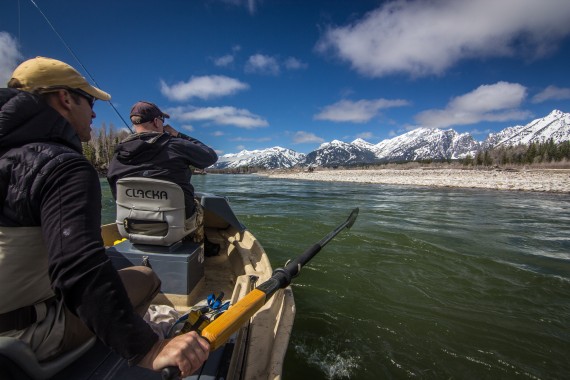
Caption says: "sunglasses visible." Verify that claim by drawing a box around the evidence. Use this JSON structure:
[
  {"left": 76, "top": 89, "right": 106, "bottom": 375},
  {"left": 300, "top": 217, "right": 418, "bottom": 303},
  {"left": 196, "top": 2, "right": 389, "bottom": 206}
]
[{"left": 67, "top": 88, "right": 96, "bottom": 109}]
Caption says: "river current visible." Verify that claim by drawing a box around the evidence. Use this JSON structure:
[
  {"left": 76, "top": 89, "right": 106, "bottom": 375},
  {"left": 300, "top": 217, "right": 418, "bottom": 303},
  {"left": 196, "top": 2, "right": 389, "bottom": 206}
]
[{"left": 100, "top": 174, "right": 570, "bottom": 380}]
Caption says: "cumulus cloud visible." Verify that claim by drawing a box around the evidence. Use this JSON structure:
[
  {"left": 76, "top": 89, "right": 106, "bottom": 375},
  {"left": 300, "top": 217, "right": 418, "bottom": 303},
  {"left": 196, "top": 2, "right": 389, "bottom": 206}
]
[
  {"left": 168, "top": 105, "right": 268, "bottom": 129},
  {"left": 214, "top": 54, "right": 234, "bottom": 67},
  {"left": 231, "top": 136, "right": 271, "bottom": 142},
  {"left": 160, "top": 75, "right": 249, "bottom": 101},
  {"left": 244, "top": 54, "right": 307, "bottom": 74},
  {"left": 293, "top": 131, "right": 325, "bottom": 144},
  {"left": 245, "top": 54, "right": 280, "bottom": 75},
  {"left": 0, "top": 32, "right": 23, "bottom": 85},
  {"left": 356, "top": 132, "right": 373, "bottom": 140},
  {"left": 469, "top": 128, "right": 492, "bottom": 136},
  {"left": 316, "top": 0, "right": 570, "bottom": 77},
  {"left": 314, "top": 98, "right": 409, "bottom": 123},
  {"left": 213, "top": 46, "right": 241, "bottom": 67},
  {"left": 284, "top": 57, "right": 308, "bottom": 70},
  {"left": 214, "top": 0, "right": 260, "bottom": 15},
  {"left": 415, "top": 81, "right": 531, "bottom": 128},
  {"left": 532, "top": 85, "right": 570, "bottom": 103}
]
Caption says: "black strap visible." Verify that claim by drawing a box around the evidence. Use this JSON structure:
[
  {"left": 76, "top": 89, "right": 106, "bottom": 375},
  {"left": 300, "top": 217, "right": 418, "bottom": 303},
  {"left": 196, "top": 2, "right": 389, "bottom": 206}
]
[
  {"left": 0, "top": 305, "right": 37, "bottom": 332},
  {"left": 0, "top": 298, "right": 56, "bottom": 333}
]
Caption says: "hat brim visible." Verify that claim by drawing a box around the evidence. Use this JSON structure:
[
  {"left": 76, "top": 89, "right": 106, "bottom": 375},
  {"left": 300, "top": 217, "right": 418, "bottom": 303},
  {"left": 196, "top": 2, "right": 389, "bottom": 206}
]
[{"left": 77, "top": 84, "right": 111, "bottom": 101}]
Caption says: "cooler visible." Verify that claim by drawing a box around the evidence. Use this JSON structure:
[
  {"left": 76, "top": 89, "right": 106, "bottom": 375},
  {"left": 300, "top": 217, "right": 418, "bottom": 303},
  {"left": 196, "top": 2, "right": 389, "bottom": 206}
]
[{"left": 106, "top": 240, "right": 204, "bottom": 294}]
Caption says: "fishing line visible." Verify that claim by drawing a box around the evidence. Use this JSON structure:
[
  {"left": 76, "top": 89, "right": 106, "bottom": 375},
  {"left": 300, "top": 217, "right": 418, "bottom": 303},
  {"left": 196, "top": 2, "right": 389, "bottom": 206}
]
[{"left": 28, "top": 0, "right": 133, "bottom": 133}]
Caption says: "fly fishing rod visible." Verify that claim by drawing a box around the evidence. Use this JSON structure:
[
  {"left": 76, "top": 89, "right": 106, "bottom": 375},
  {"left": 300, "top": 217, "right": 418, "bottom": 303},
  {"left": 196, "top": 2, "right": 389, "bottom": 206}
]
[
  {"left": 28, "top": 0, "right": 134, "bottom": 133},
  {"left": 162, "top": 207, "right": 359, "bottom": 379}
]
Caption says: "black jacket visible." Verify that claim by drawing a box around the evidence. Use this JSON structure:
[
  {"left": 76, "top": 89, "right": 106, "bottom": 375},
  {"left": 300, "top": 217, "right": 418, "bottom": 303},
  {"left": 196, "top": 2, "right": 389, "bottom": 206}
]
[
  {"left": 107, "top": 131, "right": 217, "bottom": 216},
  {"left": 0, "top": 89, "right": 157, "bottom": 364}
]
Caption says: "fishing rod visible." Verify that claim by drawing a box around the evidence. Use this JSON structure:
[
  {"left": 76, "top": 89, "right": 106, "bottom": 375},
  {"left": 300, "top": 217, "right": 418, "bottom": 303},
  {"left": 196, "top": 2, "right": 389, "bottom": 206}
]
[
  {"left": 162, "top": 207, "right": 359, "bottom": 379},
  {"left": 27, "top": 0, "right": 134, "bottom": 133}
]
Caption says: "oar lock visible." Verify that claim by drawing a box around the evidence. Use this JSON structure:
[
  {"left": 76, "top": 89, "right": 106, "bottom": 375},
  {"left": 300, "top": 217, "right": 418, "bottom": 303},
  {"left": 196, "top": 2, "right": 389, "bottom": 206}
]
[
  {"left": 272, "top": 260, "right": 301, "bottom": 287},
  {"left": 284, "top": 259, "right": 302, "bottom": 278}
]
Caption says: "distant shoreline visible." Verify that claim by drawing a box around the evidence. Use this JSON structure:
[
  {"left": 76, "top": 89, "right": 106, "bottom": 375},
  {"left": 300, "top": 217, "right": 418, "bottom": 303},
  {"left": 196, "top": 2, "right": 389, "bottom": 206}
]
[{"left": 259, "top": 167, "right": 570, "bottom": 193}]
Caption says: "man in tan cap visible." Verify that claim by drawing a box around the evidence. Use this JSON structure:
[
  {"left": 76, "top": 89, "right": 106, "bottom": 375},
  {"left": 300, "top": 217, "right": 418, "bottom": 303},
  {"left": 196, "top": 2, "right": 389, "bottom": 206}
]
[{"left": 0, "top": 57, "right": 209, "bottom": 377}]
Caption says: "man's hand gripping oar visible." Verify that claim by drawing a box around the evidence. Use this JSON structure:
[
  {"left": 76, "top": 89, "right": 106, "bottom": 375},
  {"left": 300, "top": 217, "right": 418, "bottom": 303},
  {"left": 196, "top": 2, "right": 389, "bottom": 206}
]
[{"left": 162, "top": 208, "right": 359, "bottom": 379}]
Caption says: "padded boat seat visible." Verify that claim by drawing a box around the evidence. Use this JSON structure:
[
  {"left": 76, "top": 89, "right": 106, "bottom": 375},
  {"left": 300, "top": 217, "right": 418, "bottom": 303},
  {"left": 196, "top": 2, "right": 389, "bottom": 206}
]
[
  {"left": 0, "top": 336, "right": 96, "bottom": 380},
  {"left": 115, "top": 177, "right": 198, "bottom": 246}
]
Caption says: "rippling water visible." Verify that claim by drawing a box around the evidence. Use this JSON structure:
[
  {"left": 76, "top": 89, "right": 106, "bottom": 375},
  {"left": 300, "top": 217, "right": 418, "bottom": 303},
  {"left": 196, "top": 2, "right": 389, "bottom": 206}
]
[{"left": 100, "top": 174, "right": 570, "bottom": 380}]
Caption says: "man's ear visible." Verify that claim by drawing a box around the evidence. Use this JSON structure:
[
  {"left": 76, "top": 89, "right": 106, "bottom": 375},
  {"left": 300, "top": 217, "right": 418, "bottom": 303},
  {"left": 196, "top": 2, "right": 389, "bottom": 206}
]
[
  {"left": 57, "top": 89, "right": 74, "bottom": 111},
  {"left": 45, "top": 90, "right": 73, "bottom": 119}
]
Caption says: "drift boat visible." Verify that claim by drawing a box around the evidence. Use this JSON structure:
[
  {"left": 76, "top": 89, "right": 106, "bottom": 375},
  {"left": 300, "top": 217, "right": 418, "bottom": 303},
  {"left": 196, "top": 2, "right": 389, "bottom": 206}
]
[{"left": 0, "top": 178, "right": 296, "bottom": 380}]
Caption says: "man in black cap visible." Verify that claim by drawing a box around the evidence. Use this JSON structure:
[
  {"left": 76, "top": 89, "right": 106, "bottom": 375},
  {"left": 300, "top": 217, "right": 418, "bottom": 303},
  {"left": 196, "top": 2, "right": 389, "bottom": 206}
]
[
  {"left": 1, "top": 58, "right": 209, "bottom": 378},
  {"left": 107, "top": 101, "right": 217, "bottom": 224}
]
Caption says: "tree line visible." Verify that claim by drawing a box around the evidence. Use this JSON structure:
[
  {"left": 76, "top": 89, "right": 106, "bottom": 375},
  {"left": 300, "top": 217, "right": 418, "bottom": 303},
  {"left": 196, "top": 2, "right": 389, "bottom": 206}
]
[
  {"left": 83, "top": 123, "right": 129, "bottom": 174},
  {"left": 461, "top": 139, "right": 570, "bottom": 167}
]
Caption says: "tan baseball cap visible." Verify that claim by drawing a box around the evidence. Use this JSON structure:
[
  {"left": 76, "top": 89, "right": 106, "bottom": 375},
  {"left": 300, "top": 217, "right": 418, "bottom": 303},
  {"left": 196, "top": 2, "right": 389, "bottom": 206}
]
[{"left": 10, "top": 56, "right": 111, "bottom": 101}]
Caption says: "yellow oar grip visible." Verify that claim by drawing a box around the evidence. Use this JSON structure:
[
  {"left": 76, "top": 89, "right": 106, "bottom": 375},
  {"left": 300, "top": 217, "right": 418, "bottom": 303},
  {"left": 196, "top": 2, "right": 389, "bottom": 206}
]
[{"left": 201, "top": 288, "right": 267, "bottom": 350}]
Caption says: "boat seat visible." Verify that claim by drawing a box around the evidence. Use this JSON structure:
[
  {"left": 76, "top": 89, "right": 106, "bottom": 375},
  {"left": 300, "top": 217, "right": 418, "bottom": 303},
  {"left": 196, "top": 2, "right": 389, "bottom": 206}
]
[
  {"left": 116, "top": 177, "right": 197, "bottom": 246},
  {"left": 0, "top": 336, "right": 96, "bottom": 380}
]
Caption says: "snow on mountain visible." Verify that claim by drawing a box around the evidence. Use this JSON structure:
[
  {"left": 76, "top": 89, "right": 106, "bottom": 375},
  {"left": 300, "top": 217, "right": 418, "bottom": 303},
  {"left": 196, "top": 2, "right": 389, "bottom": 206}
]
[
  {"left": 373, "top": 128, "right": 479, "bottom": 161},
  {"left": 212, "top": 146, "right": 305, "bottom": 169},
  {"left": 351, "top": 138, "right": 376, "bottom": 150},
  {"left": 210, "top": 110, "right": 570, "bottom": 169},
  {"left": 303, "top": 139, "right": 377, "bottom": 166},
  {"left": 482, "top": 109, "right": 570, "bottom": 149}
]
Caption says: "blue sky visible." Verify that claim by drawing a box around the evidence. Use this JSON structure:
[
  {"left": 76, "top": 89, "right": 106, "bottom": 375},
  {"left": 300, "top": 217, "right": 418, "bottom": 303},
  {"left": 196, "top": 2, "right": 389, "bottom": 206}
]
[{"left": 2, "top": 0, "right": 570, "bottom": 155}]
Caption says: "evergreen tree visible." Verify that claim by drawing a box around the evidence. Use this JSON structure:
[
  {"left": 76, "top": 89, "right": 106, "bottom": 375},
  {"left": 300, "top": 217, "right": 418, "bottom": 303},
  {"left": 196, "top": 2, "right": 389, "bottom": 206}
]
[{"left": 483, "top": 150, "right": 492, "bottom": 166}]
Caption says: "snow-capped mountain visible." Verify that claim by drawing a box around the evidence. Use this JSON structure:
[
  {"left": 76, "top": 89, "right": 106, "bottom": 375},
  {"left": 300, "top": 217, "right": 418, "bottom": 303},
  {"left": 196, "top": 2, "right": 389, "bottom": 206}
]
[
  {"left": 303, "top": 140, "right": 377, "bottom": 167},
  {"left": 371, "top": 127, "right": 479, "bottom": 161},
  {"left": 210, "top": 110, "right": 570, "bottom": 169},
  {"left": 212, "top": 147, "right": 305, "bottom": 169},
  {"left": 482, "top": 110, "right": 570, "bottom": 149}
]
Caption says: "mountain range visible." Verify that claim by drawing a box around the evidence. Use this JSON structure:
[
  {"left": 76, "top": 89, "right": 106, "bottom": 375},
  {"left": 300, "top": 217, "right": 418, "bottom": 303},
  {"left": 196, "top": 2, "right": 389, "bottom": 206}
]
[{"left": 212, "top": 110, "right": 570, "bottom": 170}]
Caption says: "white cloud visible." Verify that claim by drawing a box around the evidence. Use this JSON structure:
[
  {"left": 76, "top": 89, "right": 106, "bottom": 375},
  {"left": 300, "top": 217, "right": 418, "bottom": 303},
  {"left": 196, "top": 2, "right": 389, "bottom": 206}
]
[
  {"left": 168, "top": 105, "right": 268, "bottom": 129},
  {"left": 293, "top": 131, "right": 325, "bottom": 144},
  {"left": 415, "top": 81, "right": 531, "bottom": 128},
  {"left": 532, "top": 85, "right": 570, "bottom": 103},
  {"left": 245, "top": 54, "right": 280, "bottom": 75},
  {"left": 356, "top": 132, "right": 373, "bottom": 140},
  {"left": 180, "top": 124, "right": 194, "bottom": 132},
  {"left": 213, "top": 131, "right": 225, "bottom": 136},
  {"left": 214, "top": 54, "right": 234, "bottom": 67},
  {"left": 314, "top": 98, "right": 409, "bottom": 123},
  {"left": 213, "top": 45, "right": 241, "bottom": 67},
  {"left": 247, "top": 0, "right": 258, "bottom": 15},
  {"left": 316, "top": 0, "right": 570, "bottom": 77},
  {"left": 231, "top": 136, "right": 271, "bottom": 142},
  {"left": 160, "top": 75, "right": 249, "bottom": 101},
  {"left": 214, "top": 0, "right": 260, "bottom": 15},
  {"left": 284, "top": 57, "right": 308, "bottom": 70},
  {"left": 0, "top": 32, "right": 23, "bottom": 85},
  {"left": 469, "top": 128, "right": 492, "bottom": 136}
]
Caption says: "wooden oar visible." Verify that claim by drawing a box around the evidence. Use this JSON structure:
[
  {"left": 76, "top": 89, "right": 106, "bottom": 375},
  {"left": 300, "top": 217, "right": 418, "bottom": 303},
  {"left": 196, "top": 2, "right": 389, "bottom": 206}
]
[{"left": 162, "top": 208, "right": 359, "bottom": 379}]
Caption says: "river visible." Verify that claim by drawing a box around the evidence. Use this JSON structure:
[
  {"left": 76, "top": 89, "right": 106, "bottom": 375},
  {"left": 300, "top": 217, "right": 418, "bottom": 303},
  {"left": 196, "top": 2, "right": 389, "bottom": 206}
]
[{"left": 101, "top": 174, "right": 570, "bottom": 380}]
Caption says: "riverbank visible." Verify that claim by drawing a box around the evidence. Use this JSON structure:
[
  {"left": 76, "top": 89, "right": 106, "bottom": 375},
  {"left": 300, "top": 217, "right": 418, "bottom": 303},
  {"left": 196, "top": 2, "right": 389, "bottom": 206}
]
[{"left": 260, "top": 168, "right": 570, "bottom": 193}]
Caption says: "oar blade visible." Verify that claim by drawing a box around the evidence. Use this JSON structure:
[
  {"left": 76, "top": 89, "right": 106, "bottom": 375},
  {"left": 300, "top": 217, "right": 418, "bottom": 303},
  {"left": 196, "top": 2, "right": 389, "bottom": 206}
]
[
  {"left": 317, "top": 207, "right": 359, "bottom": 247},
  {"left": 346, "top": 207, "right": 359, "bottom": 229}
]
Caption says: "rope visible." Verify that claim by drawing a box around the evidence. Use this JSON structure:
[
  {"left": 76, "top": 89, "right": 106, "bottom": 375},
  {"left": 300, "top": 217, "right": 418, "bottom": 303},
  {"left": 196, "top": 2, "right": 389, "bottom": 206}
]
[{"left": 28, "top": 0, "right": 133, "bottom": 133}]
